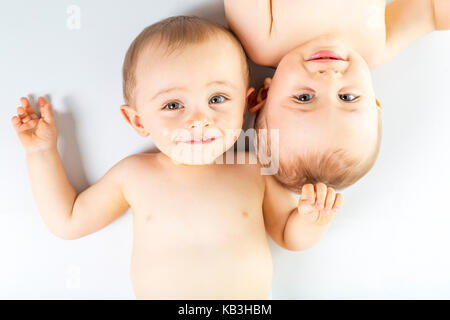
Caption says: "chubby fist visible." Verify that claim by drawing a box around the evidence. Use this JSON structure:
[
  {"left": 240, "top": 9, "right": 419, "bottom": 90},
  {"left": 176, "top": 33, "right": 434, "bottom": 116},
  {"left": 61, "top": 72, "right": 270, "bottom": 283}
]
[
  {"left": 298, "top": 183, "right": 343, "bottom": 226},
  {"left": 11, "top": 97, "right": 57, "bottom": 154}
]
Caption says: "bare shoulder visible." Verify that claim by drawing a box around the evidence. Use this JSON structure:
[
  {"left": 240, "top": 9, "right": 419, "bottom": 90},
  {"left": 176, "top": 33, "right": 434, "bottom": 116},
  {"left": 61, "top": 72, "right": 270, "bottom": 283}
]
[
  {"left": 224, "top": 0, "right": 278, "bottom": 66},
  {"left": 382, "top": 0, "right": 437, "bottom": 65},
  {"left": 112, "top": 152, "right": 161, "bottom": 181},
  {"left": 119, "top": 152, "right": 160, "bottom": 164}
]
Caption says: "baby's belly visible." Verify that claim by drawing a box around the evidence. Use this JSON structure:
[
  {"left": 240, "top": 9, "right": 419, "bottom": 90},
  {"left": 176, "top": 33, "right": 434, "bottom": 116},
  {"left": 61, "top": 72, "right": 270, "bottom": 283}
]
[{"left": 129, "top": 210, "right": 273, "bottom": 299}]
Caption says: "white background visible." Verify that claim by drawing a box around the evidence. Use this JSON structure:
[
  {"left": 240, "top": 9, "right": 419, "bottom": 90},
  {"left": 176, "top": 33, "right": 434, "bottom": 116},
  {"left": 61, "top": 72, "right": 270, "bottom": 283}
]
[{"left": 1, "top": 0, "right": 450, "bottom": 299}]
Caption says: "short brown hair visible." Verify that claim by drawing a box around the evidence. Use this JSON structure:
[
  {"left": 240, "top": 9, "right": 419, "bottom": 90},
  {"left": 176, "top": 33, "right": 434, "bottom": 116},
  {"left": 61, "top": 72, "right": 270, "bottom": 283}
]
[
  {"left": 122, "top": 16, "right": 249, "bottom": 108},
  {"left": 255, "top": 113, "right": 382, "bottom": 192}
]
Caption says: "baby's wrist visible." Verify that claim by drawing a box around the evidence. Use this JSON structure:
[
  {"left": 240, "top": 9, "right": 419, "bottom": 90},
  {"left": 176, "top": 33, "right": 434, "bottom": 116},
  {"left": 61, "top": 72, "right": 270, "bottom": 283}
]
[{"left": 26, "top": 146, "right": 58, "bottom": 157}]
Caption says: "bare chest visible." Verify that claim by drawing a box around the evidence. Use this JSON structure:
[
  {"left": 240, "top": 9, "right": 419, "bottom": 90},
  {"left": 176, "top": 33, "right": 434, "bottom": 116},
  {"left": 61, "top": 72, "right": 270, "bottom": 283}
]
[
  {"left": 272, "top": 0, "right": 387, "bottom": 65},
  {"left": 124, "top": 164, "right": 264, "bottom": 237}
]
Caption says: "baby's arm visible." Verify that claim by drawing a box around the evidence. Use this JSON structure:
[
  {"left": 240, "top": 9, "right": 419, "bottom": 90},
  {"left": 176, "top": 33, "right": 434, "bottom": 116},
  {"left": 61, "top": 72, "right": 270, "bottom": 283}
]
[
  {"left": 224, "top": 0, "right": 276, "bottom": 65},
  {"left": 263, "top": 177, "right": 343, "bottom": 251},
  {"left": 11, "top": 97, "right": 129, "bottom": 240},
  {"left": 382, "top": 0, "right": 450, "bottom": 65}
]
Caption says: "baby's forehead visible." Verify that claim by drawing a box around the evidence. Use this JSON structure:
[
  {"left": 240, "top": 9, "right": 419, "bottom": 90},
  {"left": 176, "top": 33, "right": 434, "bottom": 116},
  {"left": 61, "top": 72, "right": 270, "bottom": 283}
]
[
  {"left": 138, "top": 33, "right": 244, "bottom": 64},
  {"left": 135, "top": 36, "right": 248, "bottom": 84}
]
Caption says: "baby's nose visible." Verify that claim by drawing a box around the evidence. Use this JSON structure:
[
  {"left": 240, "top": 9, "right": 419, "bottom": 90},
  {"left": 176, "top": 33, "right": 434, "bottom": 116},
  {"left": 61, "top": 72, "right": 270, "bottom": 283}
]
[
  {"left": 187, "top": 118, "right": 212, "bottom": 129},
  {"left": 315, "top": 69, "right": 343, "bottom": 80},
  {"left": 305, "top": 60, "right": 348, "bottom": 78}
]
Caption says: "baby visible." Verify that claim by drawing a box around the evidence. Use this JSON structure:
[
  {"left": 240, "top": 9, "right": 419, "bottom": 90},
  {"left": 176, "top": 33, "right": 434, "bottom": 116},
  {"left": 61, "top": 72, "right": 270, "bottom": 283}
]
[
  {"left": 225, "top": 0, "right": 450, "bottom": 192},
  {"left": 11, "top": 16, "right": 343, "bottom": 299}
]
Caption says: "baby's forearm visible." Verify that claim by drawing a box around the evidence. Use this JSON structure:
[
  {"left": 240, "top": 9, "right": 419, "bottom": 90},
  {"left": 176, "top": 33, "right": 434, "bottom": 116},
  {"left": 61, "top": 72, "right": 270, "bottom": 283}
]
[
  {"left": 26, "top": 148, "right": 77, "bottom": 238},
  {"left": 282, "top": 209, "right": 329, "bottom": 251},
  {"left": 434, "top": 0, "right": 450, "bottom": 30}
]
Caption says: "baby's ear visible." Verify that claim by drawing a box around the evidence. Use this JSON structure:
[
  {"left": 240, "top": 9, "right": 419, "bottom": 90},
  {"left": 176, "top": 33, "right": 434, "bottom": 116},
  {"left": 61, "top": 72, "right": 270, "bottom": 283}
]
[
  {"left": 120, "top": 104, "right": 149, "bottom": 137},
  {"left": 248, "top": 77, "right": 271, "bottom": 113},
  {"left": 375, "top": 98, "right": 383, "bottom": 114}
]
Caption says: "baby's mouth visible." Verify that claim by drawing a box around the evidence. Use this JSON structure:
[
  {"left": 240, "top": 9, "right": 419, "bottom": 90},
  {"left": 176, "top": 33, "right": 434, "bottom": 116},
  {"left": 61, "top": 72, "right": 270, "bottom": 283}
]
[
  {"left": 174, "top": 133, "right": 222, "bottom": 144},
  {"left": 172, "top": 127, "right": 224, "bottom": 145},
  {"left": 307, "top": 50, "right": 345, "bottom": 62},
  {"left": 178, "top": 137, "right": 218, "bottom": 144}
]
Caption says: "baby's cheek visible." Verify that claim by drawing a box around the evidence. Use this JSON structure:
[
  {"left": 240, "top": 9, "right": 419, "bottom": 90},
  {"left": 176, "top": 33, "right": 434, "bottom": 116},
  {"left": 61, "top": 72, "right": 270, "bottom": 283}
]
[
  {"left": 220, "top": 108, "right": 245, "bottom": 130},
  {"left": 221, "top": 120, "right": 244, "bottom": 145},
  {"left": 149, "top": 129, "right": 175, "bottom": 153},
  {"left": 366, "top": 5, "right": 383, "bottom": 30},
  {"left": 149, "top": 119, "right": 176, "bottom": 139},
  {"left": 278, "top": 129, "right": 305, "bottom": 155}
]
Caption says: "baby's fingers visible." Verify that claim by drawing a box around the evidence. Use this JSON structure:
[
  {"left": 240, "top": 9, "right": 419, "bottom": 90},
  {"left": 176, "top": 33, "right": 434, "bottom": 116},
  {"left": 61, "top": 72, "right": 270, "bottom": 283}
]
[
  {"left": 20, "top": 97, "right": 38, "bottom": 120},
  {"left": 315, "top": 189, "right": 338, "bottom": 226},
  {"left": 324, "top": 187, "right": 336, "bottom": 212},
  {"left": 298, "top": 184, "right": 316, "bottom": 217},
  {"left": 11, "top": 115, "right": 22, "bottom": 130},
  {"left": 17, "top": 106, "right": 31, "bottom": 123},
  {"left": 300, "top": 184, "right": 315, "bottom": 205},
  {"left": 11, "top": 115, "right": 38, "bottom": 134},
  {"left": 38, "top": 97, "right": 54, "bottom": 124},
  {"left": 315, "top": 183, "right": 327, "bottom": 208},
  {"left": 37, "top": 96, "right": 47, "bottom": 108},
  {"left": 318, "top": 193, "right": 343, "bottom": 225},
  {"left": 333, "top": 193, "right": 344, "bottom": 211}
]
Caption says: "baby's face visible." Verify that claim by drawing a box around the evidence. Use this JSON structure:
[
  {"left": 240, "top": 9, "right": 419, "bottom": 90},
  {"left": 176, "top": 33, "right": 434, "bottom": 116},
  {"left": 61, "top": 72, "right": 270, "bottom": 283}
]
[
  {"left": 134, "top": 37, "right": 248, "bottom": 165},
  {"left": 260, "top": 37, "right": 380, "bottom": 164}
]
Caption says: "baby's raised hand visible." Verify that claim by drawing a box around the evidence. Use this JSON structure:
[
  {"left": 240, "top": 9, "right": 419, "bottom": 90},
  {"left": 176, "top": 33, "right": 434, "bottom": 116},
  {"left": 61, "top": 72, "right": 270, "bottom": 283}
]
[
  {"left": 298, "top": 183, "right": 343, "bottom": 226},
  {"left": 11, "top": 97, "right": 57, "bottom": 154}
]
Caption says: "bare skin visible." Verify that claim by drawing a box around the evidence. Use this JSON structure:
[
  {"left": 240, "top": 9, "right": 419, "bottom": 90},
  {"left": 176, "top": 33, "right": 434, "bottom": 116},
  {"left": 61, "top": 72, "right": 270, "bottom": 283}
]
[
  {"left": 225, "top": 0, "right": 450, "bottom": 194},
  {"left": 11, "top": 34, "right": 343, "bottom": 299},
  {"left": 225, "top": 0, "right": 449, "bottom": 68}
]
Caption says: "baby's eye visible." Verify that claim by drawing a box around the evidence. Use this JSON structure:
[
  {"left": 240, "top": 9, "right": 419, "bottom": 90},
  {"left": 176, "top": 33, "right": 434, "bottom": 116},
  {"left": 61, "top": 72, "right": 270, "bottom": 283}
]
[
  {"left": 163, "top": 101, "right": 183, "bottom": 110},
  {"left": 209, "top": 95, "right": 227, "bottom": 104},
  {"left": 295, "top": 93, "right": 315, "bottom": 103},
  {"left": 339, "top": 93, "right": 359, "bottom": 102}
]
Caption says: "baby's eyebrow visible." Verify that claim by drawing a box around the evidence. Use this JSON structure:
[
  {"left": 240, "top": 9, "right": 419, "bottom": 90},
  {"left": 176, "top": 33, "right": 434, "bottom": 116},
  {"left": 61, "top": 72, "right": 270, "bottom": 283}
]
[
  {"left": 206, "top": 80, "right": 236, "bottom": 89},
  {"left": 151, "top": 81, "right": 236, "bottom": 100},
  {"left": 151, "top": 86, "right": 187, "bottom": 100}
]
